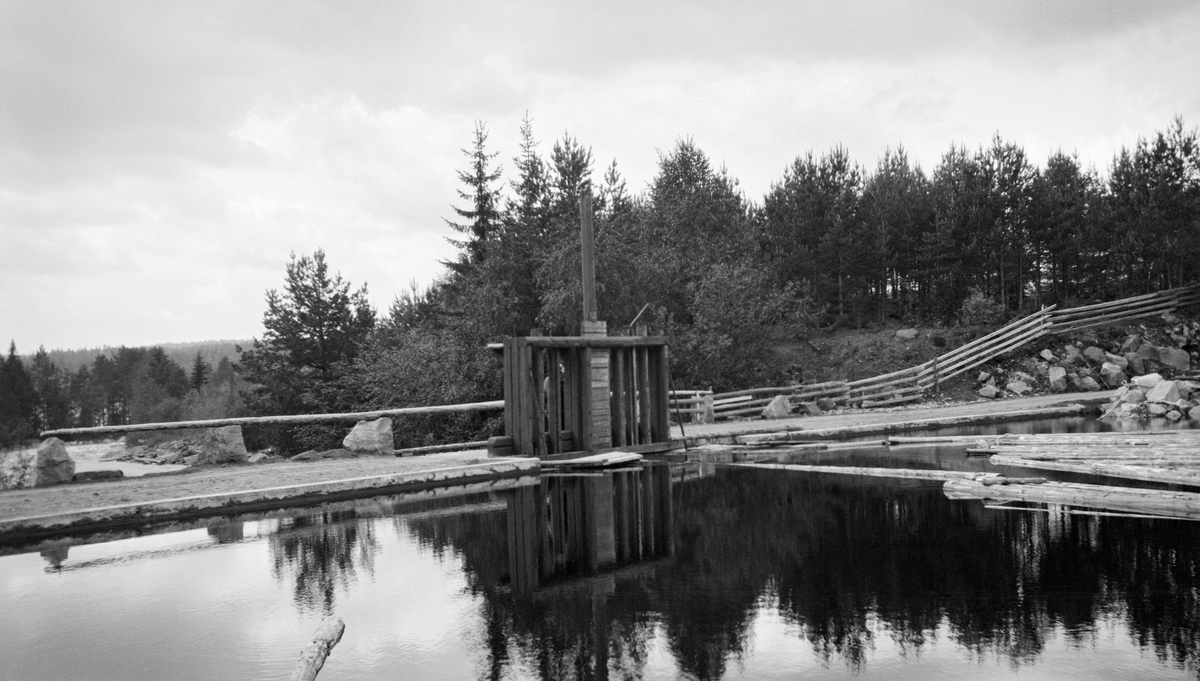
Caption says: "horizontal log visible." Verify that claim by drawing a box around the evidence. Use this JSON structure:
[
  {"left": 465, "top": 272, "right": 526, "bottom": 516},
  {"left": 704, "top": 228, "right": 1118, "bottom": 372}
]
[
  {"left": 735, "top": 405, "right": 1089, "bottom": 444},
  {"left": 394, "top": 440, "right": 488, "bottom": 457},
  {"left": 40, "top": 401, "right": 507, "bottom": 437},
  {"left": 944, "top": 478, "right": 1200, "bottom": 520},
  {"left": 989, "top": 456, "right": 1200, "bottom": 487},
  {"left": 732, "top": 462, "right": 1009, "bottom": 481}
]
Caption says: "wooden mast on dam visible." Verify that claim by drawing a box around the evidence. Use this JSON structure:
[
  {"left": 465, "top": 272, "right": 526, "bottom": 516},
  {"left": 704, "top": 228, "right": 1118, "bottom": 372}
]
[{"left": 489, "top": 190, "right": 674, "bottom": 460}]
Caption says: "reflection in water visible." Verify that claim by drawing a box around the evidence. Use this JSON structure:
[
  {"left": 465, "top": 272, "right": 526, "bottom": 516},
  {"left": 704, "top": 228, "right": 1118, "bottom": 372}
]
[
  {"left": 400, "top": 465, "right": 1200, "bottom": 680},
  {"left": 404, "top": 462, "right": 675, "bottom": 681},
  {"left": 268, "top": 509, "right": 379, "bottom": 614}
]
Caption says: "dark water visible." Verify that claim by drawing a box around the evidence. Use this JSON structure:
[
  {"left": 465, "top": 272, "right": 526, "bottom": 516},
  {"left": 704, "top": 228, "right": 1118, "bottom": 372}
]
[{"left": 4, "top": 451, "right": 1200, "bottom": 678}]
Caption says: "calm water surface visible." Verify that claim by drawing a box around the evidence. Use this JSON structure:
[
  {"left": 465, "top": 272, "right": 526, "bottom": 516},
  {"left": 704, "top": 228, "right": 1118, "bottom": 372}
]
[{"left": 4, "top": 432, "right": 1200, "bottom": 679}]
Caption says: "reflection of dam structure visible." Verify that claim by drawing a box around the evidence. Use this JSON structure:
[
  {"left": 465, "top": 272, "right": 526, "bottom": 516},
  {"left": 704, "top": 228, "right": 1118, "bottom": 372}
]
[{"left": 507, "top": 462, "right": 674, "bottom": 594}]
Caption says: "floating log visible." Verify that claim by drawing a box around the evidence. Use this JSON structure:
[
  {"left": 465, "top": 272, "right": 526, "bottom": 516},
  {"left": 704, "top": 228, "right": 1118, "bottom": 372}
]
[
  {"left": 289, "top": 616, "right": 345, "bottom": 681},
  {"left": 989, "top": 455, "right": 1200, "bottom": 487},
  {"left": 735, "top": 405, "right": 1089, "bottom": 445},
  {"left": 731, "top": 462, "right": 1012, "bottom": 482},
  {"left": 945, "top": 478, "right": 1200, "bottom": 520},
  {"left": 41, "top": 401, "right": 505, "bottom": 437},
  {"left": 541, "top": 451, "right": 644, "bottom": 469}
]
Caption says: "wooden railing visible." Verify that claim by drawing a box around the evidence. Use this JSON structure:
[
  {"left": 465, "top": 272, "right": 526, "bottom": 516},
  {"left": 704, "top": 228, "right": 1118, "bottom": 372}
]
[
  {"left": 668, "top": 390, "right": 714, "bottom": 424},
  {"left": 704, "top": 283, "right": 1200, "bottom": 420}
]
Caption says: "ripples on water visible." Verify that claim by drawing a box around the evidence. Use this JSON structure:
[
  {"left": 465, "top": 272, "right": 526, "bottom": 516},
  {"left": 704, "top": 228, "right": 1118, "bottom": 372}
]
[{"left": 3, "top": 429, "right": 1200, "bottom": 679}]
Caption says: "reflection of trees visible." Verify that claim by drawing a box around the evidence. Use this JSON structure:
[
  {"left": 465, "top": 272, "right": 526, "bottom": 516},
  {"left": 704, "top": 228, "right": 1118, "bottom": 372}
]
[
  {"left": 395, "top": 470, "right": 1200, "bottom": 679},
  {"left": 269, "top": 510, "right": 378, "bottom": 614}
]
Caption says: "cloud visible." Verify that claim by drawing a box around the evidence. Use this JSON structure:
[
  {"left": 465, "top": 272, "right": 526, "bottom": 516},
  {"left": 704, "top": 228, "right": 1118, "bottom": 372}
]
[{"left": 1, "top": 0, "right": 1198, "bottom": 349}]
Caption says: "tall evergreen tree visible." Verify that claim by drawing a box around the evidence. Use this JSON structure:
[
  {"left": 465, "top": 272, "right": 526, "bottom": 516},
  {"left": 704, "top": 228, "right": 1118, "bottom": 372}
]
[
  {"left": 445, "top": 121, "right": 504, "bottom": 267},
  {"left": 238, "top": 250, "right": 376, "bottom": 425},
  {"left": 0, "top": 342, "right": 38, "bottom": 445},
  {"left": 190, "top": 351, "right": 211, "bottom": 392}
]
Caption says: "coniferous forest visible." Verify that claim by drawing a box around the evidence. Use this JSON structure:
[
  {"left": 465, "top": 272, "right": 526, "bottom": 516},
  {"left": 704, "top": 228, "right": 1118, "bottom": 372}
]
[{"left": 2, "top": 117, "right": 1198, "bottom": 452}]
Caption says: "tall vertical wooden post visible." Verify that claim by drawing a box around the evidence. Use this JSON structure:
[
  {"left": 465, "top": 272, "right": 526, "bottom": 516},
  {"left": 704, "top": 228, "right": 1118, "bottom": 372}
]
[
  {"left": 580, "top": 190, "right": 612, "bottom": 450},
  {"left": 581, "top": 190, "right": 597, "bottom": 322}
]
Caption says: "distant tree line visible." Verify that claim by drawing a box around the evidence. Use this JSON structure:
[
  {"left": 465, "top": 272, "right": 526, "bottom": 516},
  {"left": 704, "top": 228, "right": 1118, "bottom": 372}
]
[{"left": 0, "top": 342, "right": 243, "bottom": 448}]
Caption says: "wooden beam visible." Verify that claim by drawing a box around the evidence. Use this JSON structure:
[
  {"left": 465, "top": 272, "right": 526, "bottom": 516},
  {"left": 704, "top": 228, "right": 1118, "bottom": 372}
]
[
  {"left": 581, "top": 190, "right": 597, "bottom": 323},
  {"left": 41, "top": 401, "right": 504, "bottom": 437}
]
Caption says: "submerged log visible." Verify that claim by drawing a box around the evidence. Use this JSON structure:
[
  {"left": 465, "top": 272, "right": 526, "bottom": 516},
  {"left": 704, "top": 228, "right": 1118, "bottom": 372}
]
[{"left": 289, "top": 616, "right": 345, "bottom": 681}]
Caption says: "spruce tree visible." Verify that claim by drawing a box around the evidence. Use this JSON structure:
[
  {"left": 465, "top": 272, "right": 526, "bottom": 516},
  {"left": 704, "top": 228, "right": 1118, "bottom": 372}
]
[
  {"left": 445, "top": 121, "right": 504, "bottom": 267},
  {"left": 190, "top": 352, "right": 211, "bottom": 392}
]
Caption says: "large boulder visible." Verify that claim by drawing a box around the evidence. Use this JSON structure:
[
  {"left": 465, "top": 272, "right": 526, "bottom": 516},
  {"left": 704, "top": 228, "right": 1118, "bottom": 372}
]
[
  {"left": 978, "top": 385, "right": 999, "bottom": 399},
  {"left": 1039, "top": 349, "right": 1056, "bottom": 362},
  {"left": 1079, "top": 376, "right": 1102, "bottom": 392},
  {"left": 815, "top": 397, "right": 839, "bottom": 411},
  {"left": 1006, "top": 381, "right": 1031, "bottom": 395},
  {"left": 1120, "top": 335, "right": 1143, "bottom": 354},
  {"left": 1100, "top": 362, "right": 1127, "bottom": 388},
  {"left": 1048, "top": 366, "right": 1068, "bottom": 392},
  {"left": 0, "top": 438, "right": 75, "bottom": 490},
  {"left": 1124, "top": 353, "right": 1145, "bottom": 376},
  {"left": 1062, "top": 345, "right": 1083, "bottom": 364},
  {"left": 1082, "top": 346, "right": 1108, "bottom": 365},
  {"left": 1190, "top": 405, "right": 1200, "bottom": 422},
  {"left": 895, "top": 328, "right": 919, "bottom": 340},
  {"left": 1135, "top": 343, "right": 1161, "bottom": 364},
  {"left": 1132, "top": 373, "right": 1163, "bottom": 390},
  {"left": 1105, "top": 353, "right": 1128, "bottom": 371},
  {"left": 1158, "top": 347, "right": 1192, "bottom": 372},
  {"left": 1145, "top": 380, "right": 1182, "bottom": 404},
  {"left": 343, "top": 418, "right": 395, "bottom": 453}
]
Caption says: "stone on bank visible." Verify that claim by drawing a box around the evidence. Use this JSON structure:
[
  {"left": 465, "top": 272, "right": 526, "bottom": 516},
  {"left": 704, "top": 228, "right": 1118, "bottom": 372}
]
[{"left": 0, "top": 437, "right": 75, "bottom": 490}]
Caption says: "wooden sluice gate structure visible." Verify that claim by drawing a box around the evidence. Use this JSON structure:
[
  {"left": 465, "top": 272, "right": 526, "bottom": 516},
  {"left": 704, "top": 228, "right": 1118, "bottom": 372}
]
[
  {"left": 505, "top": 462, "right": 674, "bottom": 594},
  {"left": 495, "top": 333, "right": 673, "bottom": 459}
]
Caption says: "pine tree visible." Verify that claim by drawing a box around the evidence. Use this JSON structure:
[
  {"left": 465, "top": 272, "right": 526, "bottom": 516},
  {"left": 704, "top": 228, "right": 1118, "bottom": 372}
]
[
  {"left": 190, "top": 351, "right": 211, "bottom": 392},
  {"left": 0, "top": 341, "right": 38, "bottom": 446},
  {"left": 445, "top": 121, "right": 504, "bottom": 267}
]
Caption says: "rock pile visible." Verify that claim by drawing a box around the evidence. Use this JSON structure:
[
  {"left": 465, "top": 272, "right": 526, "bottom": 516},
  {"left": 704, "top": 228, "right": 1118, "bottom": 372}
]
[
  {"left": 1102, "top": 374, "right": 1200, "bottom": 423},
  {"left": 121, "top": 426, "right": 249, "bottom": 466},
  {"left": 975, "top": 318, "right": 1197, "bottom": 402}
]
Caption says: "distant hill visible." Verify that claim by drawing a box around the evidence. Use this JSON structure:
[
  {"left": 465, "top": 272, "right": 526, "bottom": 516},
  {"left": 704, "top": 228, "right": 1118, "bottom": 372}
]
[{"left": 36, "top": 340, "right": 251, "bottom": 373}]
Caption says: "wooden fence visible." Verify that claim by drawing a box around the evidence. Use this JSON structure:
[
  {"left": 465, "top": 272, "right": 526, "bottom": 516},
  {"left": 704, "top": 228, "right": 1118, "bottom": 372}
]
[{"left": 701, "top": 283, "right": 1200, "bottom": 421}]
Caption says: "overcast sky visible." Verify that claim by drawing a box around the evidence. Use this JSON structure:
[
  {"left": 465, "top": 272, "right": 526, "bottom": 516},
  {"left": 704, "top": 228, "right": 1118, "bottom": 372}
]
[{"left": 3, "top": 0, "right": 1198, "bottom": 352}]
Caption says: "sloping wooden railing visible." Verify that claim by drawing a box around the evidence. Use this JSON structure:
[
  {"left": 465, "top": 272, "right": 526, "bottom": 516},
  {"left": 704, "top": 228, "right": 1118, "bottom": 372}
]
[{"left": 698, "top": 283, "right": 1200, "bottom": 420}]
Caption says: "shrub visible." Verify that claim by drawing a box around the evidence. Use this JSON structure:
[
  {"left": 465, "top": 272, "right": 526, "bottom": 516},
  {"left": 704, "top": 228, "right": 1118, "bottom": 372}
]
[{"left": 957, "top": 287, "right": 1007, "bottom": 327}]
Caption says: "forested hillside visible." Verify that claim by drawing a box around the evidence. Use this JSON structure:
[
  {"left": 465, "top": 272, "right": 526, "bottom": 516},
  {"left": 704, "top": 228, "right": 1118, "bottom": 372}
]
[{"left": 3, "top": 117, "right": 1197, "bottom": 452}]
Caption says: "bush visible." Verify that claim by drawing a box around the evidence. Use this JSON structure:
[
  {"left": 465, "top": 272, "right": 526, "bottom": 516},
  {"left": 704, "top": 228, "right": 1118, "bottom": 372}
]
[{"left": 957, "top": 287, "right": 1007, "bottom": 327}]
